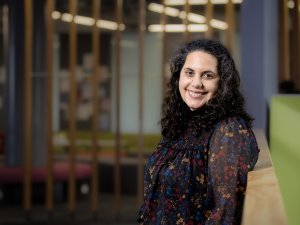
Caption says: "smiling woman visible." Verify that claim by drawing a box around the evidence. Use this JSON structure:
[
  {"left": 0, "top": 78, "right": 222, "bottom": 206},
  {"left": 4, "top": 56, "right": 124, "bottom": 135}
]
[{"left": 137, "top": 39, "right": 260, "bottom": 225}]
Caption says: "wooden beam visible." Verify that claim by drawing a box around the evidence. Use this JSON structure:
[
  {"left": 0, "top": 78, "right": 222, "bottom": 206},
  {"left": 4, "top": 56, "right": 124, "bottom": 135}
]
[
  {"left": 46, "top": 0, "right": 54, "bottom": 212},
  {"left": 114, "top": 0, "right": 122, "bottom": 215},
  {"left": 23, "top": 0, "right": 33, "bottom": 212},
  {"left": 242, "top": 130, "right": 288, "bottom": 225},
  {"left": 225, "top": 0, "right": 235, "bottom": 54},
  {"left": 242, "top": 167, "right": 288, "bottom": 225},
  {"left": 278, "top": 0, "right": 291, "bottom": 82},
  {"left": 91, "top": 0, "right": 100, "bottom": 214},
  {"left": 137, "top": 0, "right": 145, "bottom": 206},
  {"left": 183, "top": 0, "right": 190, "bottom": 43},
  {"left": 204, "top": 0, "right": 213, "bottom": 39},
  {"left": 161, "top": 0, "right": 167, "bottom": 97},
  {"left": 292, "top": 0, "right": 300, "bottom": 89},
  {"left": 68, "top": 0, "right": 77, "bottom": 214}
]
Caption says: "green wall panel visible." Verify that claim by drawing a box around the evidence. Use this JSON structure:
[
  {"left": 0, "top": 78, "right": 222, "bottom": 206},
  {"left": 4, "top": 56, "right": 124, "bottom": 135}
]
[{"left": 270, "top": 95, "right": 300, "bottom": 225}]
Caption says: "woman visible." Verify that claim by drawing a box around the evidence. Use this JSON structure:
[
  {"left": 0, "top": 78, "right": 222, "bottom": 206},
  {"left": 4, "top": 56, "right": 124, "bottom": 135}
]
[{"left": 137, "top": 39, "right": 259, "bottom": 225}]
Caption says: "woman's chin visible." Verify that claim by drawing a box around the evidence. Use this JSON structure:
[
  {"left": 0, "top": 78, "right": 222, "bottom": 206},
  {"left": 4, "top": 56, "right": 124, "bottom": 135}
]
[{"left": 188, "top": 103, "right": 204, "bottom": 111}]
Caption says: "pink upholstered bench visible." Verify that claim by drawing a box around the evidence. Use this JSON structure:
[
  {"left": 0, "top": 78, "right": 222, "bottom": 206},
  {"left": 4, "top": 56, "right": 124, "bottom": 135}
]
[{"left": 0, "top": 161, "right": 92, "bottom": 184}]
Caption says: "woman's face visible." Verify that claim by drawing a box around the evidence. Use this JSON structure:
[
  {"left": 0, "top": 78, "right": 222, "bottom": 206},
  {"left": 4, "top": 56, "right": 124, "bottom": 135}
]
[{"left": 179, "top": 51, "right": 220, "bottom": 111}]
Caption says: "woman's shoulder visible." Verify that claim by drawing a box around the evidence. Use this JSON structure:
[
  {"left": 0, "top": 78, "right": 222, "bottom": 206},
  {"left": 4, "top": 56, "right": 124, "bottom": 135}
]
[
  {"left": 210, "top": 116, "right": 259, "bottom": 154},
  {"left": 213, "top": 116, "right": 252, "bottom": 134}
]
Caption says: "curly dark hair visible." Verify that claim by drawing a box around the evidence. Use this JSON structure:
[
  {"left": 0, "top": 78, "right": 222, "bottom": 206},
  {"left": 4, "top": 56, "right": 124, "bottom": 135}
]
[{"left": 160, "top": 39, "right": 253, "bottom": 139}]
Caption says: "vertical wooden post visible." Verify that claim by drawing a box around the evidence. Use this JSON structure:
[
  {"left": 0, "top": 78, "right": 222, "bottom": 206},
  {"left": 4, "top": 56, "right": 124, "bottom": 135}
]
[
  {"left": 23, "top": 0, "right": 33, "bottom": 214},
  {"left": 46, "top": 0, "right": 54, "bottom": 213},
  {"left": 161, "top": 0, "right": 167, "bottom": 97},
  {"left": 91, "top": 0, "right": 100, "bottom": 215},
  {"left": 2, "top": 5, "right": 8, "bottom": 68},
  {"left": 183, "top": 0, "right": 190, "bottom": 43},
  {"left": 205, "top": 0, "right": 213, "bottom": 39},
  {"left": 226, "top": 0, "right": 235, "bottom": 54},
  {"left": 292, "top": 0, "right": 300, "bottom": 89},
  {"left": 137, "top": 0, "right": 145, "bottom": 206},
  {"left": 278, "top": 0, "right": 290, "bottom": 83},
  {"left": 114, "top": 0, "right": 122, "bottom": 216},
  {"left": 68, "top": 0, "right": 77, "bottom": 215}
]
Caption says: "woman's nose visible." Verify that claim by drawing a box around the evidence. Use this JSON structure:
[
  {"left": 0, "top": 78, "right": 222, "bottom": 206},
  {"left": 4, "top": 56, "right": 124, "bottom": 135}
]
[{"left": 191, "top": 76, "right": 203, "bottom": 88}]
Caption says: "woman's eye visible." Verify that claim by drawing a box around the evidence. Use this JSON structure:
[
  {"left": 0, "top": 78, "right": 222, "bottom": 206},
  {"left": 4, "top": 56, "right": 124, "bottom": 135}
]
[
  {"left": 185, "top": 71, "right": 193, "bottom": 76},
  {"left": 202, "top": 73, "right": 214, "bottom": 79}
]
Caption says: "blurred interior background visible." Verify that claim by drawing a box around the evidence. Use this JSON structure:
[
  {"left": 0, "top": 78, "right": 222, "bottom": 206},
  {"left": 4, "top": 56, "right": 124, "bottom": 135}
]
[{"left": 0, "top": 0, "right": 299, "bottom": 224}]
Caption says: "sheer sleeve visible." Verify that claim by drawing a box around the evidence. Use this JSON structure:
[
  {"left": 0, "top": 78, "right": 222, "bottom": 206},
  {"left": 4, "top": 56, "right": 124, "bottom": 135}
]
[{"left": 205, "top": 118, "right": 259, "bottom": 225}]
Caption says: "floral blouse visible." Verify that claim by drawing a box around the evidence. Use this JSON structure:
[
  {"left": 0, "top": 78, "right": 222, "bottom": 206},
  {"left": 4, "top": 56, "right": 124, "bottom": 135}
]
[{"left": 137, "top": 117, "right": 259, "bottom": 225}]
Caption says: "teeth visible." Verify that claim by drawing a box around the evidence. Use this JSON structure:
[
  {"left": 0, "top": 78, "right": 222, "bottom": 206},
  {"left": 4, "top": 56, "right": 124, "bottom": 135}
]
[{"left": 188, "top": 91, "right": 203, "bottom": 97}]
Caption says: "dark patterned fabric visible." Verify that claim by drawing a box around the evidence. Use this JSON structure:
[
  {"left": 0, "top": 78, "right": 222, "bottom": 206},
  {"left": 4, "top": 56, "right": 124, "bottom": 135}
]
[{"left": 138, "top": 117, "right": 259, "bottom": 225}]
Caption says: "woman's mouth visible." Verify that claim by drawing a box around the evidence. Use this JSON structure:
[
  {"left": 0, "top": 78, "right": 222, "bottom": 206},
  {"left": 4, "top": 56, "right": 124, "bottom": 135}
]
[{"left": 188, "top": 90, "right": 207, "bottom": 97}]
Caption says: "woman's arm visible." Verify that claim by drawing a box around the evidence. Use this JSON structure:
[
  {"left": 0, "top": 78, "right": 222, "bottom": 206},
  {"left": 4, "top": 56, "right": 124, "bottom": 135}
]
[{"left": 205, "top": 118, "right": 259, "bottom": 225}]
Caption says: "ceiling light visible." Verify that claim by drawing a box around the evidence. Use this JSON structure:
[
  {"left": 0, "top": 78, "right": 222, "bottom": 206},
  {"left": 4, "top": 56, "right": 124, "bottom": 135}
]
[
  {"left": 97, "top": 20, "right": 118, "bottom": 30},
  {"left": 179, "top": 12, "right": 206, "bottom": 23},
  {"left": 61, "top": 13, "right": 73, "bottom": 22},
  {"left": 165, "top": 0, "right": 207, "bottom": 5},
  {"left": 165, "top": 7, "right": 181, "bottom": 17},
  {"left": 74, "top": 15, "right": 95, "bottom": 26},
  {"left": 148, "top": 24, "right": 164, "bottom": 32},
  {"left": 148, "top": 3, "right": 180, "bottom": 17},
  {"left": 96, "top": 20, "right": 125, "bottom": 31},
  {"left": 211, "top": 0, "right": 229, "bottom": 4},
  {"left": 287, "top": 0, "right": 294, "bottom": 8},
  {"left": 149, "top": 3, "right": 207, "bottom": 24},
  {"left": 148, "top": 3, "right": 164, "bottom": 13},
  {"left": 165, "top": 0, "right": 243, "bottom": 5},
  {"left": 52, "top": 11, "right": 61, "bottom": 20},
  {"left": 148, "top": 24, "right": 208, "bottom": 32},
  {"left": 210, "top": 19, "right": 228, "bottom": 30},
  {"left": 188, "top": 24, "right": 208, "bottom": 32},
  {"left": 179, "top": 11, "right": 187, "bottom": 19},
  {"left": 187, "top": 13, "right": 206, "bottom": 23},
  {"left": 165, "top": 24, "right": 186, "bottom": 32},
  {"left": 148, "top": 24, "right": 186, "bottom": 32},
  {"left": 54, "top": 10, "right": 125, "bottom": 31}
]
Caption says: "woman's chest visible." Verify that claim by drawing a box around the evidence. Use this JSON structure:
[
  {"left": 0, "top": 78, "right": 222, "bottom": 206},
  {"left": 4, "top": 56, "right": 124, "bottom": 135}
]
[{"left": 147, "top": 132, "right": 211, "bottom": 190}]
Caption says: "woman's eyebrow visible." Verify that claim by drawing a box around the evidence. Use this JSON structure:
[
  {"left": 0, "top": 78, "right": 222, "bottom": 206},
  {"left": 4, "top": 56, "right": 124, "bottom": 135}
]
[
  {"left": 183, "top": 67, "right": 194, "bottom": 71},
  {"left": 201, "top": 70, "right": 215, "bottom": 74}
]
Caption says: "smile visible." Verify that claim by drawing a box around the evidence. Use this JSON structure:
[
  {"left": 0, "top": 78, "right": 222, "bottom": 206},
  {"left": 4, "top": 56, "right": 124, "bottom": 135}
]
[{"left": 188, "top": 90, "right": 207, "bottom": 97}]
